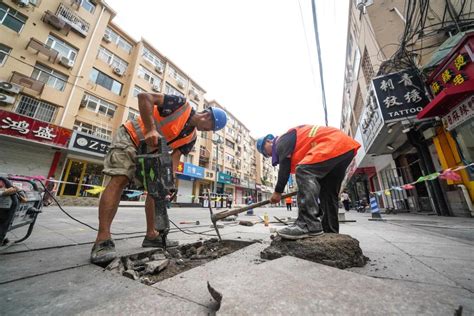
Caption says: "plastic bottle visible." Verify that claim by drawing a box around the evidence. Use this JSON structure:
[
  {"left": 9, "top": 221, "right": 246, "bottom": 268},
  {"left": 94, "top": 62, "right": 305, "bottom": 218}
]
[{"left": 263, "top": 212, "right": 269, "bottom": 227}]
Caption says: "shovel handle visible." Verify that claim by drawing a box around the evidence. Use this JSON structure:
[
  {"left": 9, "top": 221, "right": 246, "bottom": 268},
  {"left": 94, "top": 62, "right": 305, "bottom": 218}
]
[{"left": 211, "top": 191, "right": 297, "bottom": 222}]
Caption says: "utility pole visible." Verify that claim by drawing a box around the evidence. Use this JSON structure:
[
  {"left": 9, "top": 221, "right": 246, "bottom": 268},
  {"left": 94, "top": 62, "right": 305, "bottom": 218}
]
[
  {"left": 213, "top": 137, "right": 222, "bottom": 194},
  {"left": 311, "top": 0, "right": 328, "bottom": 126}
]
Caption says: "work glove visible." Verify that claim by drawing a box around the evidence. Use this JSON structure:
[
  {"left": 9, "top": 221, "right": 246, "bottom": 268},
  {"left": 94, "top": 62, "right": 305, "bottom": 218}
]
[{"left": 167, "top": 188, "right": 178, "bottom": 201}]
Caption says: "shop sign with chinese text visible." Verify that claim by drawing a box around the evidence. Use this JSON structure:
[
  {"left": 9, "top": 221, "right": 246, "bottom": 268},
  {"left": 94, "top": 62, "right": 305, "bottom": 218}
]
[
  {"left": 442, "top": 95, "right": 474, "bottom": 131},
  {"left": 429, "top": 37, "right": 473, "bottom": 96},
  {"left": 69, "top": 131, "right": 110, "bottom": 157},
  {"left": 183, "top": 163, "right": 204, "bottom": 179},
  {"left": 372, "top": 69, "right": 430, "bottom": 122},
  {"left": 217, "top": 172, "right": 232, "bottom": 184},
  {"left": 0, "top": 110, "right": 71, "bottom": 147},
  {"left": 360, "top": 87, "right": 384, "bottom": 150}
]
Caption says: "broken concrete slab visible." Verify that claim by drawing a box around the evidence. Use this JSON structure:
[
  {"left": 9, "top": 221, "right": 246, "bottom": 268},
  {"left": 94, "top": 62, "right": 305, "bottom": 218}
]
[
  {"left": 216, "top": 256, "right": 472, "bottom": 315},
  {"left": 144, "top": 259, "right": 169, "bottom": 274},
  {"left": 261, "top": 233, "right": 368, "bottom": 269}
]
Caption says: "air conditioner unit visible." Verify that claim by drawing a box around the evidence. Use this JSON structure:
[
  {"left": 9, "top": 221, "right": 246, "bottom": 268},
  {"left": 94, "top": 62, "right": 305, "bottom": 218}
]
[
  {"left": 152, "top": 85, "right": 160, "bottom": 92},
  {"left": 14, "top": 0, "right": 30, "bottom": 7},
  {"left": 113, "top": 67, "right": 124, "bottom": 76},
  {"left": 59, "top": 56, "right": 74, "bottom": 69},
  {"left": 177, "top": 81, "right": 185, "bottom": 89},
  {"left": 0, "top": 93, "right": 16, "bottom": 105},
  {"left": 102, "top": 33, "right": 112, "bottom": 43},
  {"left": 155, "top": 65, "right": 163, "bottom": 74},
  {"left": 0, "top": 81, "right": 21, "bottom": 94},
  {"left": 356, "top": 0, "right": 373, "bottom": 13},
  {"left": 193, "top": 94, "right": 200, "bottom": 101}
]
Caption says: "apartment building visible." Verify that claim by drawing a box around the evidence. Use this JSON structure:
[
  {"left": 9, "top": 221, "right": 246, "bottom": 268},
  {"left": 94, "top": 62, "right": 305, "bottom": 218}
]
[
  {"left": 0, "top": 0, "right": 271, "bottom": 204},
  {"left": 341, "top": 0, "right": 474, "bottom": 216}
]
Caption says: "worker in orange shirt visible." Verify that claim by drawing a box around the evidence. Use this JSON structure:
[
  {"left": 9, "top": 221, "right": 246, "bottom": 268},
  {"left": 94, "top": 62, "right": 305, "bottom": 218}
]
[
  {"left": 256, "top": 125, "right": 360, "bottom": 239},
  {"left": 285, "top": 196, "right": 293, "bottom": 211}
]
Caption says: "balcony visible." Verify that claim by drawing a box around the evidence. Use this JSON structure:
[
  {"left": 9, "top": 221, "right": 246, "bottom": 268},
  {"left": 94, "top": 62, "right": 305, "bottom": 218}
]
[
  {"left": 43, "top": 10, "right": 71, "bottom": 34},
  {"left": 26, "top": 38, "right": 59, "bottom": 62},
  {"left": 56, "top": 3, "right": 90, "bottom": 37},
  {"left": 11, "top": 72, "right": 45, "bottom": 94},
  {"left": 199, "top": 148, "right": 210, "bottom": 161}
]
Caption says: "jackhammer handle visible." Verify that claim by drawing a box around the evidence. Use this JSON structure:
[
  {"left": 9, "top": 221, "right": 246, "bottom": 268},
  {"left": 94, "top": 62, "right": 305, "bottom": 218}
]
[{"left": 211, "top": 191, "right": 297, "bottom": 222}]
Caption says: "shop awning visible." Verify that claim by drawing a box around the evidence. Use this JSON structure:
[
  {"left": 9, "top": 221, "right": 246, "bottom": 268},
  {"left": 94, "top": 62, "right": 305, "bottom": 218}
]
[{"left": 417, "top": 80, "right": 474, "bottom": 119}]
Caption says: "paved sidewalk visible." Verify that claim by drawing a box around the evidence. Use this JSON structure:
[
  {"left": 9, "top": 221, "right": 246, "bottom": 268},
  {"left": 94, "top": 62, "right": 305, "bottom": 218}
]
[{"left": 1, "top": 206, "right": 473, "bottom": 314}]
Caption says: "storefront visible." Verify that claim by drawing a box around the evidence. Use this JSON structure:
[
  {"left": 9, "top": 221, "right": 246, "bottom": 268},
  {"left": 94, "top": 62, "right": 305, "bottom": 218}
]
[
  {"left": 59, "top": 131, "right": 110, "bottom": 197},
  {"left": 417, "top": 32, "right": 474, "bottom": 216},
  {"left": 217, "top": 172, "right": 231, "bottom": 194},
  {"left": 175, "top": 162, "right": 205, "bottom": 204},
  {"left": 0, "top": 109, "right": 71, "bottom": 178},
  {"left": 195, "top": 168, "right": 214, "bottom": 205}
]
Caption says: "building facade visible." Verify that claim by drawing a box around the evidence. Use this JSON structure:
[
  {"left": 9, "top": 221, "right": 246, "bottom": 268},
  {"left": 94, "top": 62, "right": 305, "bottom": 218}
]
[
  {"left": 0, "top": 0, "right": 275, "bottom": 205},
  {"left": 341, "top": 0, "right": 474, "bottom": 217}
]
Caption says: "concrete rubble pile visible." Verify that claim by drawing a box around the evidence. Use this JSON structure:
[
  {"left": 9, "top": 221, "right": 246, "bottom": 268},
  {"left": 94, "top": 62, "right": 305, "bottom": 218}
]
[{"left": 105, "top": 238, "right": 248, "bottom": 285}]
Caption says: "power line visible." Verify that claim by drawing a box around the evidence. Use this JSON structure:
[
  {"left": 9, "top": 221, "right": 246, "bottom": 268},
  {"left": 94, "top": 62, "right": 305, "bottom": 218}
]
[{"left": 311, "top": 0, "right": 328, "bottom": 126}]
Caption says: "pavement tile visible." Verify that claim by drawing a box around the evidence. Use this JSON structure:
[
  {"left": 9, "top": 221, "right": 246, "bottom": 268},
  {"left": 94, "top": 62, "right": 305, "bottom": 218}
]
[
  {"left": 0, "top": 265, "right": 209, "bottom": 315},
  {"left": 415, "top": 256, "right": 474, "bottom": 292},
  {"left": 216, "top": 256, "right": 470, "bottom": 315},
  {"left": 348, "top": 251, "right": 458, "bottom": 287}
]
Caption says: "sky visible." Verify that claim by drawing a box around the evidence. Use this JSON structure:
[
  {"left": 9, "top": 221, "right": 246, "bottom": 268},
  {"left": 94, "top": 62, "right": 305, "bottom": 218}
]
[{"left": 105, "top": 0, "right": 350, "bottom": 137}]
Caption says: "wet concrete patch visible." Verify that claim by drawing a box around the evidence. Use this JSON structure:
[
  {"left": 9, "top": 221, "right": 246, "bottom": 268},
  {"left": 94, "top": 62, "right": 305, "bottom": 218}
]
[
  {"left": 103, "top": 238, "right": 253, "bottom": 285},
  {"left": 261, "top": 233, "right": 368, "bottom": 269}
]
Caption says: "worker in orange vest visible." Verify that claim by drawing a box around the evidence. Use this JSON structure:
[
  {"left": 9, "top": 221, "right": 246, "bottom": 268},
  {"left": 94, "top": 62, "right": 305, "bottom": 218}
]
[
  {"left": 285, "top": 196, "right": 293, "bottom": 211},
  {"left": 91, "top": 93, "right": 227, "bottom": 264},
  {"left": 256, "top": 125, "right": 360, "bottom": 239}
]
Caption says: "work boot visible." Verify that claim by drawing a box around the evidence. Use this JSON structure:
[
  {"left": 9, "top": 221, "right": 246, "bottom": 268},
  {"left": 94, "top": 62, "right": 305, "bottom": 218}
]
[
  {"left": 142, "top": 235, "right": 179, "bottom": 248},
  {"left": 277, "top": 223, "right": 323, "bottom": 240},
  {"left": 90, "top": 239, "right": 117, "bottom": 264}
]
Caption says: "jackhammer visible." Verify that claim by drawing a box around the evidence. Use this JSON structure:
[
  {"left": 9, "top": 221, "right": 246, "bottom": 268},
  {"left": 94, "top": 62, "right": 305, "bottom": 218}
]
[{"left": 135, "top": 140, "right": 175, "bottom": 249}]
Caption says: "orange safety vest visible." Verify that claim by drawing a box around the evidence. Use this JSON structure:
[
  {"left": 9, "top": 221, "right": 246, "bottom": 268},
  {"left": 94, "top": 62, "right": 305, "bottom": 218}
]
[
  {"left": 288, "top": 125, "right": 360, "bottom": 174},
  {"left": 124, "top": 102, "right": 197, "bottom": 150},
  {"left": 285, "top": 197, "right": 292, "bottom": 204}
]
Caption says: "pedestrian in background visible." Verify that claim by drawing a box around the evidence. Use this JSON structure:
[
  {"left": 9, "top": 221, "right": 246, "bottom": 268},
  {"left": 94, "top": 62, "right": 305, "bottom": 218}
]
[
  {"left": 341, "top": 190, "right": 351, "bottom": 211},
  {"left": 285, "top": 196, "right": 292, "bottom": 211},
  {"left": 226, "top": 194, "right": 233, "bottom": 208}
]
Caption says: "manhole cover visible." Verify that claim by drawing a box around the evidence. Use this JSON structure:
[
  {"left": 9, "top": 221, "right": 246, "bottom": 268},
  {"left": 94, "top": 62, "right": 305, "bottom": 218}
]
[{"left": 100, "top": 238, "right": 253, "bottom": 285}]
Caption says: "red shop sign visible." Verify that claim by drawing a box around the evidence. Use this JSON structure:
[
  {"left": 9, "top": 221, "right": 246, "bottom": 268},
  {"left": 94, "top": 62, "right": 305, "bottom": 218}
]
[{"left": 0, "top": 110, "right": 72, "bottom": 147}]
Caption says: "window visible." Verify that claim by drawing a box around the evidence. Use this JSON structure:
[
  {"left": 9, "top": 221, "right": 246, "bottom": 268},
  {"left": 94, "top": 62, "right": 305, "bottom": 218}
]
[
  {"left": 16, "top": 95, "right": 57, "bottom": 122},
  {"left": 0, "top": 43, "right": 11, "bottom": 66},
  {"left": 168, "top": 66, "right": 187, "bottom": 86},
  {"left": 0, "top": 3, "right": 27, "bottom": 33},
  {"left": 46, "top": 35, "right": 78, "bottom": 61},
  {"left": 133, "top": 85, "right": 146, "bottom": 97},
  {"left": 104, "top": 27, "right": 132, "bottom": 54},
  {"left": 142, "top": 47, "right": 164, "bottom": 70},
  {"left": 89, "top": 68, "right": 122, "bottom": 95},
  {"left": 165, "top": 83, "right": 184, "bottom": 97},
  {"left": 226, "top": 139, "right": 235, "bottom": 150},
  {"left": 82, "top": 93, "right": 117, "bottom": 118},
  {"left": 97, "top": 46, "right": 128, "bottom": 72},
  {"left": 137, "top": 65, "right": 161, "bottom": 87},
  {"left": 183, "top": 155, "right": 193, "bottom": 163},
  {"left": 81, "top": 0, "right": 96, "bottom": 13},
  {"left": 31, "top": 63, "right": 68, "bottom": 91},
  {"left": 225, "top": 153, "right": 234, "bottom": 163},
  {"left": 352, "top": 46, "right": 361, "bottom": 81},
  {"left": 73, "top": 120, "right": 112, "bottom": 140},
  {"left": 127, "top": 108, "right": 139, "bottom": 121}
]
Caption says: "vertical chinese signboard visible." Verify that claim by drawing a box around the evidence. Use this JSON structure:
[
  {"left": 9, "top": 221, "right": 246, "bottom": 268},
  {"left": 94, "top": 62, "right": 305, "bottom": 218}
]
[
  {"left": 372, "top": 69, "right": 430, "bottom": 122},
  {"left": 0, "top": 110, "right": 71, "bottom": 147}
]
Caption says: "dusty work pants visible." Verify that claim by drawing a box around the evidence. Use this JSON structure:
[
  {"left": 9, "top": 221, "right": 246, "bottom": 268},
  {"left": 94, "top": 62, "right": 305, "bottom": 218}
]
[{"left": 295, "top": 150, "right": 355, "bottom": 233}]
